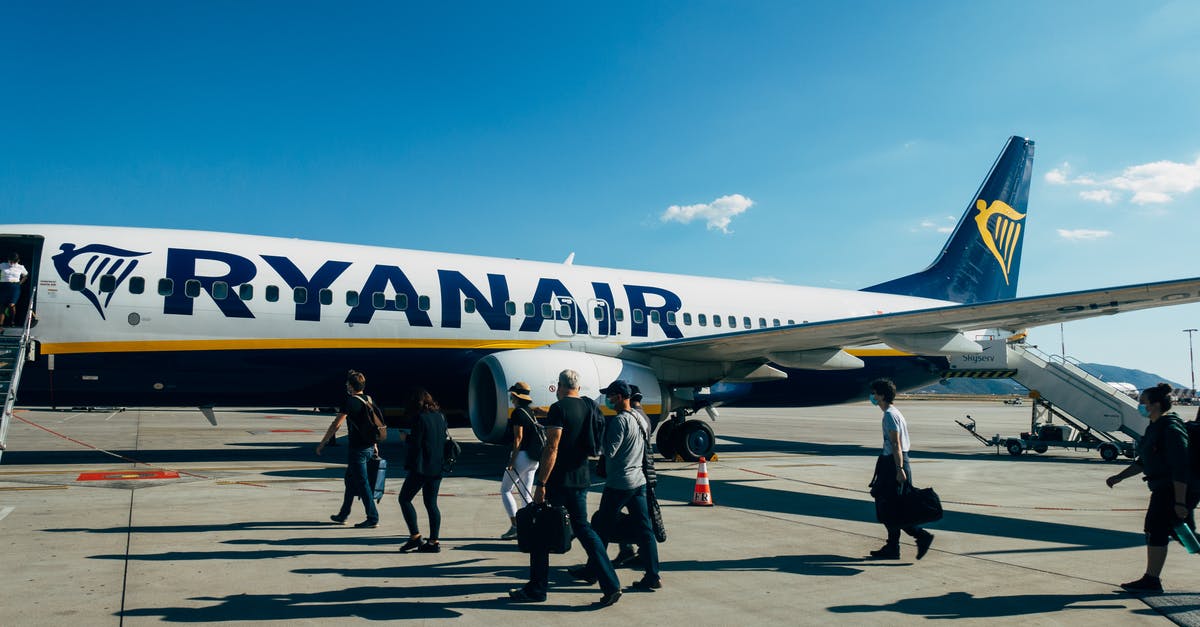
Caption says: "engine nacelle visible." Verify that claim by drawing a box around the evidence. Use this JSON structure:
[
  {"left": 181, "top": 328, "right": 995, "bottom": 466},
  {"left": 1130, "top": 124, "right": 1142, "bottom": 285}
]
[{"left": 468, "top": 349, "right": 663, "bottom": 443}]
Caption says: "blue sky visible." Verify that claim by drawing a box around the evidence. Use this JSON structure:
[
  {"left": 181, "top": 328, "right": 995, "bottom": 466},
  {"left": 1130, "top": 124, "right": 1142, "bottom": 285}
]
[{"left": 3, "top": 2, "right": 1199, "bottom": 387}]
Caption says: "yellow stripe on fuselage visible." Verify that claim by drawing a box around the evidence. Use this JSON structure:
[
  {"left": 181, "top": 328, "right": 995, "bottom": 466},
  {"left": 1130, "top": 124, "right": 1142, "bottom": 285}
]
[{"left": 39, "top": 338, "right": 562, "bottom": 355}]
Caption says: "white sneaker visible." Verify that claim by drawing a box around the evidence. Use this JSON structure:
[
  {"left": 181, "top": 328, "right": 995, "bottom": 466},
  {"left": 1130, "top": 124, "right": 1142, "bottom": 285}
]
[{"left": 500, "top": 525, "right": 519, "bottom": 540}]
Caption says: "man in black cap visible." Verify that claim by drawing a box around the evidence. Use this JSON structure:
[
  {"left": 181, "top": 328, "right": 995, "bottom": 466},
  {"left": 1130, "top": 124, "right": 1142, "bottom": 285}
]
[{"left": 509, "top": 369, "right": 621, "bottom": 606}]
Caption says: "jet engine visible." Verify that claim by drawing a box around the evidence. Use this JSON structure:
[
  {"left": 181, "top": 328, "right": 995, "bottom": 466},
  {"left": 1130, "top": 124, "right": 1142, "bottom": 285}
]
[{"left": 468, "top": 349, "right": 663, "bottom": 443}]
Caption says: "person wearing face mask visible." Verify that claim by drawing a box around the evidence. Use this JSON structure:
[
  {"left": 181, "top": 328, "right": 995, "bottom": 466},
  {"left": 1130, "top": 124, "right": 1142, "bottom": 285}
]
[
  {"left": 866, "top": 378, "right": 934, "bottom": 561},
  {"left": 1106, "top": 383, "right": 1198, "bottom": 593}
]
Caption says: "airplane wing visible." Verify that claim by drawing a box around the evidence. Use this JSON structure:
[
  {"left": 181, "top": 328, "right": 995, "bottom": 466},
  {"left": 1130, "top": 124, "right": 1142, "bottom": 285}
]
[{"left": 628, "top": 277, "right": 1200, "bottom": 362}]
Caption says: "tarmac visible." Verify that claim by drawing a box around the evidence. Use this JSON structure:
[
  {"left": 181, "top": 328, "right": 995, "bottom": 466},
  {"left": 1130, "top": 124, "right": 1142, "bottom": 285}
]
[{"left": 1, "top": 399, "right": 1199, "bottom": 625}]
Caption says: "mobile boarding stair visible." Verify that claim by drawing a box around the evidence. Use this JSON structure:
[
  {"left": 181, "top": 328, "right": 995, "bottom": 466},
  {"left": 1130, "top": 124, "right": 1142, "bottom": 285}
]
[
  {"left": 0, "top": 305, "right": 36, "bottom": 464},
  {"left": 949, "top": 338, "right": 1146, "bottom": 462}
]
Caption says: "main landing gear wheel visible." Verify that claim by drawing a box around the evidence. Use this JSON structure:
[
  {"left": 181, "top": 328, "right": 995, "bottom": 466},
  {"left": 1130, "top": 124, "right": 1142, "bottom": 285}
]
[
  {"left": 1099, "top": 443, "right": 1119, "bottom": 462},
  {"left": 1006, "top": 439, "right": 1024, "bottom": 456},
  {"left": 655, "top": 421, "right": 678, "bottom": 461},
  {"left": 674, "top": 420, "right": 715, "bottom": 462}
]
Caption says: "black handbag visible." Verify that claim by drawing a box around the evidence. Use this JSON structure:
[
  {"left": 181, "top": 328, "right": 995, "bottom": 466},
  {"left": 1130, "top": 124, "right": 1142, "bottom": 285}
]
[{"left": 894, "top": 482, "right": 943, "bottom": 527}]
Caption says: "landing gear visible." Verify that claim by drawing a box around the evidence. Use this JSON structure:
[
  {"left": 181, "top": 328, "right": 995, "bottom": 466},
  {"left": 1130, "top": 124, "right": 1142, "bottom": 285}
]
[{"left": 654, "top": 410, "right": 716, "bottom": 462}]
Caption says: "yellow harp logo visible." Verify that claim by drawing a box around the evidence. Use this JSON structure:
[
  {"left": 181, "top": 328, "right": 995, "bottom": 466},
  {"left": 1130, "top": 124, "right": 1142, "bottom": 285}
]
[{"left": 974, "top": 199, "right": 1026, "bottom": 285}]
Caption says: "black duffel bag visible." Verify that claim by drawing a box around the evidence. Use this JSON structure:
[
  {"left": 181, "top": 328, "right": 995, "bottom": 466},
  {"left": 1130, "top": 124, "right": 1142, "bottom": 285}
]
[{"left": 894, "top": 482, "right": 943, "bottom": 527}]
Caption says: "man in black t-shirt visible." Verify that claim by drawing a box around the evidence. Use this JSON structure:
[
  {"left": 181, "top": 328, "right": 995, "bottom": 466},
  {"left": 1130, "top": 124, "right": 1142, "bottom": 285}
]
[
  {"left": 509, "top": 369, "right": 621, "bottom": 607},
  {"left": 316, "top": 370, "right": 381, "bottom": 528}
]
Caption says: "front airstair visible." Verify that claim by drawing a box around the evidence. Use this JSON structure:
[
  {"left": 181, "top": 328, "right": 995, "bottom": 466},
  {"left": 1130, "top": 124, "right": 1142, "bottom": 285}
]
[
  {"left": 947, "top": 338, "right": 1146, "bottom": 440},
  {"left": 0, "top": 308, "right": 35, "bottom": 464}
]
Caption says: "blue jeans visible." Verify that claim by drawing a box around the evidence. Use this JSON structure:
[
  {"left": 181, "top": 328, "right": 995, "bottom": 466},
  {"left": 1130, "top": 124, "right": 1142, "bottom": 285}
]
[
  {"left": 527, "top": 487, "right": 619, "bottom": 597},
  {"left": 337, "top": 446, "right": 380, "bottom": 523},
  {"left": 591, "top": 484, "right": 660, "bottom": 580}
]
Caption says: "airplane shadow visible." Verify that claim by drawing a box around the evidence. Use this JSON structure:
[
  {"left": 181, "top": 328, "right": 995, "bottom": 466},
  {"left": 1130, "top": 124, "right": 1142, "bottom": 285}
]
[{"left": 827, "top": 590, "right": 1151, "bottom": 619}]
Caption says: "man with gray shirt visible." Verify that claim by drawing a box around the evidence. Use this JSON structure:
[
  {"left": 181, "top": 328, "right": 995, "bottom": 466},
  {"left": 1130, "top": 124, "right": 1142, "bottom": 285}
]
[{"left": 588, "top": 379, "right": 662, "bottom": 590}]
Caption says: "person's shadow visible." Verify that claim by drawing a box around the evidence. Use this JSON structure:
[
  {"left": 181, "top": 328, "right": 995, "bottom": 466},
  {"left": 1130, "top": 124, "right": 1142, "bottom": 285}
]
[{"left": 828, "top": 590, "right": 1150, "bottom": 619}]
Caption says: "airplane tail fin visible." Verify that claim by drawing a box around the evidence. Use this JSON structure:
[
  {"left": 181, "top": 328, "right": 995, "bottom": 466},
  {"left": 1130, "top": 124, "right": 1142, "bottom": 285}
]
[{"left": 863, "top": 136, "right": 1035, "bottom": 304}]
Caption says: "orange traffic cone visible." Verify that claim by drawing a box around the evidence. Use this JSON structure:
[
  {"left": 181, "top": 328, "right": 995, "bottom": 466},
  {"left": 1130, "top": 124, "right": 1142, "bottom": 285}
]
[{"left": 690, "top": 456, "right": 713, "bottom": 506}]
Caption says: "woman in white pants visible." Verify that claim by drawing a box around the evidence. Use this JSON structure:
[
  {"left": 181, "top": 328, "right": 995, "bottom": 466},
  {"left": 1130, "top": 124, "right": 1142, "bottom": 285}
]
[{"left": 500, "top": 382, "right": 542, "bottom": 539}]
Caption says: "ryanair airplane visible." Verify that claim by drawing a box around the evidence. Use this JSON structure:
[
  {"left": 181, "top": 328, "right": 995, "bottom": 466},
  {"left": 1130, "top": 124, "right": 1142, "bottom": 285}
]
[{"left": 3, "top": 136, "right": 1199, "bottom": 460}]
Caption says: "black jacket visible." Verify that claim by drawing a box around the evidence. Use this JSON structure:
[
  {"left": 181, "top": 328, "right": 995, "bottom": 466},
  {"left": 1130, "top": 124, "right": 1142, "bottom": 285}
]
[{"left": 405, "top": 411, "right": 447, "bottom": 477}]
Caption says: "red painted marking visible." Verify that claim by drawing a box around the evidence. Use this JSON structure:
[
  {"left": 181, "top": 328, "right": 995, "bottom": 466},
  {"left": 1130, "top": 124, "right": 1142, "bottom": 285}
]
[
  {"left": 269, "top": 429, "right": 314, "bottom": 433},
  {"left": 78, "top": 470, "right": 179, "bottom": 481}
]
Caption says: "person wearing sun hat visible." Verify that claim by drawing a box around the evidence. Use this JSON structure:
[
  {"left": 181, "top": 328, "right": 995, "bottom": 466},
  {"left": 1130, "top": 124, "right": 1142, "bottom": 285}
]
[{"left": 499, "top": 381, "right": 543, "bottom": 539}]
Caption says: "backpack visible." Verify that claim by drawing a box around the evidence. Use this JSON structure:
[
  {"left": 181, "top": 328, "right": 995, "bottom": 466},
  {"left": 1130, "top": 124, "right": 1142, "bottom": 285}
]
[
  {"left": 1187, "top": 420, "right": 1200, "bottom": 477},
  {"left": 443, "top": 434, "right": 462, "bottom": 473},
  {"left": 581, "top": 397, "right": 607, "bottom": 457},
  {"left": 352, "top": 395, "right": 388, "bottom": 444},
  {"left": 512, "top": 406, "right": 547, "bottom": 460}
]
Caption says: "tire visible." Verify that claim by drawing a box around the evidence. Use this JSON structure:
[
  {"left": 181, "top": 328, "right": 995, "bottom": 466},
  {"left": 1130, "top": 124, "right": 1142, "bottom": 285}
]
[
  {"left": 655, "top": 421, "right": 677, "bottom": 461},
  {"left": 1033, "top": 444, "right": 1048, "bottom": 454},
  {"left": 674, "top": 420, "right": 716, "bottom": 462},
  {"left": 1006, "top": 439, "right": 1024, "bottom": 456},
  {"left": 1099, "top": 443, "right": 1119, "bottom": 462}
]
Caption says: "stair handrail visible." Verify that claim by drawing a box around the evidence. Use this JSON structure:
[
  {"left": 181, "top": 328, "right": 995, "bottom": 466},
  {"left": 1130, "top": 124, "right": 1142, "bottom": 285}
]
[{"left": 0, "top": 287, "right": 36, "bottom": 459}]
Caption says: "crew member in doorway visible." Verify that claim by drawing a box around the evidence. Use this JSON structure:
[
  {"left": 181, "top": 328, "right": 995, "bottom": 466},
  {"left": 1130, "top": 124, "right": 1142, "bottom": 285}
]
[{"left": 0, "top": 253, "right": 28, "bottom": 328}]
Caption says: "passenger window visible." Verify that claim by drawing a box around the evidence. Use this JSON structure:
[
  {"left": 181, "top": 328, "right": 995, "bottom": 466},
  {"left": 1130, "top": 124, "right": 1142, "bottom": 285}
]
[
  {"left": 184, "top": 279, "right": 202, "bottom": 299},
  {"left": 650, "top": 310, "right": 661, "bottom": 324},
  {"left": 265, "top": 285, "right": 280, "bottom": 302},
  {"left": 157, "top": 278, "right": 174, "bottom": 296},
  {"left": 772, "top": 318, "right": 781, "bottom": 327},
  {"left": 758, "top": 317, "right": 766, "bottom": 328},
  {"left": 541, "top": 303, "right": 553, "bottom": 319},
  {"left": 666, "top": 311, "right": 675, "bottom": 325},
  {"left": 464, "top": 298, "right": 476, "bottom": 314},
  {"left": 345, "top": 291, "right": 360, "bottom": 307},
  {"left": 319, "top": 289, "right": 333, "bottom": 306},
  {"left": 293, "top": 287, "right": 308, "bottom": 304},
  {"left": 789, "top": 319, "right": 796, "bottom": 325},
  {"left": 743, "top": 316, "right": 751, "bottom": 329},
  {"left": 729, "top": 316, "right": 737, "bottom": 328},
  {"left": 128, "top": 277, "right": 145, "bottom": 295},
  {"left": 211, "top": 281, "right": 229, "bottom": 300},
  {"left": 698, "top": 314, "right": 707, "bottom": 327},
  {"left": 505, "top": 301, "right": 517, "bottom": 316},
  {"left": 615, "top": 308, "right": 625, "bottom": 322},
  {"left": 683, "top": 312, "right": 693, "bottom": 326},
  {"left": 239, "top": 284, "right": 254, "bottom": 301},
  {"left": 593, "top": 306, "right": 605, "bottom": 321},
  {"left": 372, "top": 292, "right": 386, "bottom": 309},
  {"left": 396, "top": 294, "right": 408, "bottom": 310},
  {"left": 524, "top": 302, "right": 535, "bottom": 317},
  {"left": 559, "top": 304, "right": 571, "bottom": 319},
  {"left": 632, "top": 309, "right": 644, "bottom": 324},
  {"left": 418, "top": 295, "right": 430, "bottom": 311},
  {"left": 69, "top": 272, "right": 86, "bottom": 291},
  {"left": 713, "top": 315, "right": 722, "bottom": 328},
  {"left": 98, "top": 274, "right": 116, "bottom": 293}
]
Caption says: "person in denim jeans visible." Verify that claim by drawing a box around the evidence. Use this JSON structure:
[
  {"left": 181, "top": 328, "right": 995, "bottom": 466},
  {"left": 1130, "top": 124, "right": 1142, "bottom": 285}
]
[{"left": 317, "top": 370, "right": 380, "bottom": 528}]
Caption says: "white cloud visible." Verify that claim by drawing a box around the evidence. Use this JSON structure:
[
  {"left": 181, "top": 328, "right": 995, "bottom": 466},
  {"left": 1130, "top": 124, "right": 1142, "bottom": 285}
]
[
  {"left": 913, "top": 216, "right": 955, "bottom": 234},
  {"left": 660, "top": 194, "right": 753, "bottom": 233},
  {"left": 1057, "top": 228, "right": 1112, "bottom": 241},
  {"left": 1079, "top": 189, "right": 1115, "bottom": 204},
  {"left": 1045, "top": 155, "right": 1200, "bottom": 206},
  {"left": 750, "top": 276, "right": 784, "bottom": 283}
]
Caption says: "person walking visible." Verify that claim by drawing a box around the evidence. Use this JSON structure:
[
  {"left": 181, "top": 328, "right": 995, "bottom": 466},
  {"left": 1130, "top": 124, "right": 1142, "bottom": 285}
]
[
  {"left": 509, "top": 369, "right": 621, "bottom": 606},
  {"left": 316, "top": 370, "right": 381, "bottom": 528},
  {"left": 589, "top": 380, "right": 661, "bottom": 590},
  {"left": 1106, "top": 383, "right": 1198, "bottom": 593},
  {"left": 397, "top": 388, "right": 448, "bottom": 553},
  {"left": 499, "top": 382, "right": 542, "bottom": 540},
  {"left": 867, "top": 378, "right": 934, "bottom": 560}
]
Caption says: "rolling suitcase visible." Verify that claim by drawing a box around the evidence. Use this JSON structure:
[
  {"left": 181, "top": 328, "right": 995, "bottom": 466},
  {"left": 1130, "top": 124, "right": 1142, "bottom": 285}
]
[
  {"left": 508, "top": 469, "right": 573, "bottom": 554},
  {"left": 367, "top": 456, "right": 387, "bottom": 503}
]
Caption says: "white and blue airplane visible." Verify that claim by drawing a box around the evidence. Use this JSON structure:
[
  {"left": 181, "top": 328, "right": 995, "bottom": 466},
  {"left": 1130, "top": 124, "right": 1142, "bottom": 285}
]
[{"left": 3, "top": 136, "right": 1198, "bottom": 460}]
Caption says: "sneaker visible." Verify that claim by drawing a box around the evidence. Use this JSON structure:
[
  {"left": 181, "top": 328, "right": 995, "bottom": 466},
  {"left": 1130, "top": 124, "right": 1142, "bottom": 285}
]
[
  {"left": 915, "top": 532, "right": 934, "bottom": 560},
  {"left": 1120, "top": 575, "right": 1163, "bottom": 593},
  {"left": 630, "top": 576, "right": 662, "bottom": 591},
  {"left": 508, "top": 588, "right": 546, "bottom": 603},
  {"left": 869, "top": 544, "right": 900, "bottom": 560},
  {"left": 354, "top": 519, "right": 378, "bottom": 529},
  {"left": 329, "top": 514, "right": 347, "bottom": 525},
  {"left": 417, "top": 540, "right": 441, "bottom": 553},
  {"left": 612, "top": 545, "right": 638, "bottom": 568},
  {"left": 598, "top": 590, "right": 622, "bottom": 607},
  {"left": 399, "top": 537, "right": 424, "bottom": 553},
  {"left": 500, "top": 525, "right": 519, "bottom": 540},
  {"left": 569, "top": 565, "right": 598, "bottom": 585}
]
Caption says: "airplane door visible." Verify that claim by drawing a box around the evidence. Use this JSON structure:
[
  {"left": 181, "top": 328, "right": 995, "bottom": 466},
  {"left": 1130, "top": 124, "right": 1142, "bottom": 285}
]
[
  {"left": 588, "top": 298, "right": 611, "bottom": 338},
  {"left": 553, "top": 296, "right": 577, "bottom": 337}
]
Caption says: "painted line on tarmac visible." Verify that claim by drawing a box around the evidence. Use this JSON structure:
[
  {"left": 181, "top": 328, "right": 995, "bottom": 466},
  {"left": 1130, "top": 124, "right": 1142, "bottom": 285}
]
[
  {"left": 0, "top": 485, "right": 68, "bottom": 491},
  {"left": 0, "top": 506, "right": 13, "bottom": 521},
  {"left": 734, "top": 466, "right": 1144, "bottom": 513}
]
